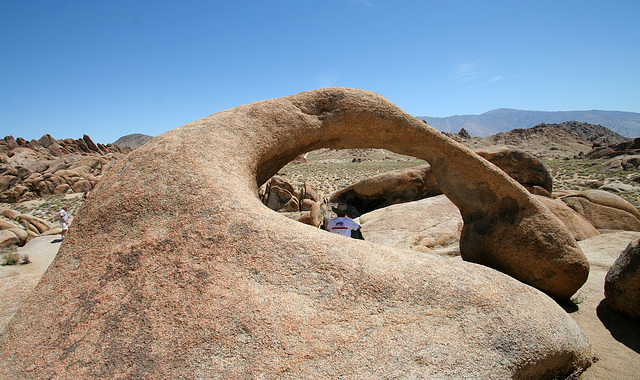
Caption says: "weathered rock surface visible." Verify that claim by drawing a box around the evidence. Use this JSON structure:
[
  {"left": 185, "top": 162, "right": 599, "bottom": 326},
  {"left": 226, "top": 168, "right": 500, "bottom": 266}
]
[
  {"left": 330, "top": 164, "right": 442, "bottom": 215},
  {"left": 561, "top": 190, "right": 640, "bottom": 231},
  {"left": 0, "top": 230, "right": 19, "bottom": 248},
  {"left": 262, "top": 175, "right": 300, "bottom": 212},
  {"left": 0, "top": 134, "right": 129, "bottom": 203},
  {"left": 535, "top": 196, "right": 600, "bottom": 241},
  {"left": 476, "top": 145, "right": 553, "bottom": 195},
  {"left": 360, "top": 194, "right": 599, "bottom": 258},
  {"left": 0, "top": 211, "right": 54, "bottom": 247},
  {"left": 0, "top": 88, "right": 592, "bottom": 378},
  {"left": 298, "top": 182, "right": 319, "bottom": 210},
  {"left": 604, "top": 239, "right": 640, "bottom": 321},
  {"left": 572, "top": 231, "right": 640, "bottom": 379},
  {"left": 359, "top": 195, "right": 462, "bottom": 255},
  {"left": 331, "top": 146, "right": 553, "bottom": 216},
  {"left": 298, "top": 201, "right": 323, "bottom": 228}
]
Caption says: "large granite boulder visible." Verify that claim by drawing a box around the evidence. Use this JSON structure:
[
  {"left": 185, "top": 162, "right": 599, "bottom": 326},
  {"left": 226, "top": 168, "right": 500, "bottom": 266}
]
[
  {"left": 359, "top": 194, "right": 462, "bottom": 255},
  {"left": 0, "top": 88, "right": 592, "bottom": 378},
  {"left": 330, "top": 164, "right": 441, "bottom": 215},
  {"left": 605, "top": 239, "right": 640, "bottom": 321},
  {"left": 0, "top": 230, "right": 19, "bottom": 248},
  {"left": 561, "top": 190, "right": 640, "bottom": 231},
  {"left": 535, "top": 196, "right": 600, "bottom": 241},
  {"left": 359, "top": 194, "right": 599, "bottom": 257},
  {"left": 262, "top": 174, "right": 299, "bottom": 212},
  {"left": 476, "top": 145, "right": 553, "bottom": 195}
]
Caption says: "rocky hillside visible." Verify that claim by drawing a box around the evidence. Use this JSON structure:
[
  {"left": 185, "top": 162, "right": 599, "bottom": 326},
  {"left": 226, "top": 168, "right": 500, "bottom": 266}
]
[
  {"left": 551, "top": 121, "right": 630, "bottom": 145},
  {"left": 444, "top": 121, "right": 629, "bottom": 158},
  {"left": 113, "top": 133, "right": 153, "bottom": 149},
  {"left": 0, "top": 134, "right": 131, "bottom": 203}
]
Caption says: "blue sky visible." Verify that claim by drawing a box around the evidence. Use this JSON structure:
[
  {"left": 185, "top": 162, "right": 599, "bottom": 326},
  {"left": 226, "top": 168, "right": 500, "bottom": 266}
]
[{"left": 2, "top": 0, "right": 639, "bottom": 143}]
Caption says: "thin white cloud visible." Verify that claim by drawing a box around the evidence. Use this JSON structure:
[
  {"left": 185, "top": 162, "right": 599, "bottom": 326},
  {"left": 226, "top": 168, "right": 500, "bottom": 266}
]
[
  {"left": 349, "top": 0, "right": 378, "bottom": 8},
  {"left": 451, "top": 59, "right": 502, "bottom": 85},
  {"left": 485, "top": 76, "right": 503, "bottom": 84},
  {"left": 315, "top": 72, "right": 339, "bottom": 88}
]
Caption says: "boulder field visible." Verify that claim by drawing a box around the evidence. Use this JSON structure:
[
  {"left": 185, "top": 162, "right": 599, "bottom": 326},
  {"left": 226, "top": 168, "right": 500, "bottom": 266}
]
[
  {"left": 0, "top": 88, "right": 592, "bottom": 378},
  {"left": 0, "top": 134, "right": 130, "bottom": 203}
]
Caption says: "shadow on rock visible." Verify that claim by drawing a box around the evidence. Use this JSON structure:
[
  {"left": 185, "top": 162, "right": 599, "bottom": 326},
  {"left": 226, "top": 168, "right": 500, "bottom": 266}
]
[
  {"left": 596, "top": 299, "right": 640, "bottom": 353},
  {"left": 557, "top": 299, "right": 580, "bottom": 313}
]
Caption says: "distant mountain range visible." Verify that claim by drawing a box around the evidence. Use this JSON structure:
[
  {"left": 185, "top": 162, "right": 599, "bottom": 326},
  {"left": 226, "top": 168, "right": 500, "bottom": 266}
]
[{"left": 418, "top": 109, "right": 640, "bottom": 138}]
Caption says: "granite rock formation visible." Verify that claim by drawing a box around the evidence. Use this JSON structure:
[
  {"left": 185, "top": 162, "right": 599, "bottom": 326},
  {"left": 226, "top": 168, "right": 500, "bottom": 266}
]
[
  {"left": 561, "top": 190, "right": 640, "bottom": 231},
  {"left": 329, "top": 164, "right": 442, "bottom": 216},
  {"left": 0, "top": 88, "right": 592, "bottom": 378},
  {"left": 605, "top": 238, "right": 640, "bottom": 321},
  {"left": 476, "top": 146, "right": 553, "bottom": 196},
  {"left": 0, "top": 134, "right": 130, "bottom": 203},
  {"left": 330, "top": 146, "right": 554, "bottom": 216}
]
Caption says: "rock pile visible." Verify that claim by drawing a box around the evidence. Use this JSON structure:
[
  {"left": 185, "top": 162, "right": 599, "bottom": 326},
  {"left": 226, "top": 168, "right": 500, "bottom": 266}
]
[
  {"left": 261, "top": 175, "right": 319, "bottom": 212},
  {"left": 585, "top": 137, "right": 640, "bottom": 160},
  {"left": 0, "top": 134, "right": 130, "bottom": 203},
  {"left": 0, "top": 209, "right": 57, "bottom": 247}
]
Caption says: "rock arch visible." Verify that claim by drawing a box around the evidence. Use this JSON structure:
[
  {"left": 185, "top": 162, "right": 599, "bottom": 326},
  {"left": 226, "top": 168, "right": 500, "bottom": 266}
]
[{"left": 0, "top": 88, "right": 591, "bottom": 378}]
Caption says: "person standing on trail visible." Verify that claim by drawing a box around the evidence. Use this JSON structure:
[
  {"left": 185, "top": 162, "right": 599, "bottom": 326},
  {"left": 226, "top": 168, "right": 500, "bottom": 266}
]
[
  {"left": 59, "top": 205, "right": 69, "bottom": 241},
  {"left": 327, "top": 203, "right": 363, "bottom": 239}
]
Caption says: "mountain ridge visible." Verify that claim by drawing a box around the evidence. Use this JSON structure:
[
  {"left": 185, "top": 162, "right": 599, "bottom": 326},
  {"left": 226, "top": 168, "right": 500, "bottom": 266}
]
[{"left": 419, "top": 109, "right": 640, "bottom": 138}]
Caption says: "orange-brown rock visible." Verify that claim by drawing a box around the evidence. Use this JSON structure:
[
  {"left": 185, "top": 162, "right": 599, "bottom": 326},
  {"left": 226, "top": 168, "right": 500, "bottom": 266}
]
[
  {"left": 298, "top": 201, "right": 323, "bottom": 227},
  {"left": 262, "top": 175, "right": 299, "bottom": 212},
  {"left": 359, "top": 194, "right": 462, "bottom": 255},
  {"left": 0, "top": 230, "right": 19, "bottom": 248},
  {"left": 0, "top": 88, "right": 591, "bottom": 378},
  {"left": 330, "top": 164, "right": 442, "bottom": 215},
  {"left": 605, "top": 238, "right": 640, "bottom": 320},
  {"left": 535, "top": 195, "right": 600, "bottom": 241},
  {"left": 476, "top": 146, "right": 553, "bottom": 194},
  {"left": 8, "top": 227, "right": 28, "bottom": 246},
  {"left": 562, "top": 190, "right": 640, "bottom": 231}
]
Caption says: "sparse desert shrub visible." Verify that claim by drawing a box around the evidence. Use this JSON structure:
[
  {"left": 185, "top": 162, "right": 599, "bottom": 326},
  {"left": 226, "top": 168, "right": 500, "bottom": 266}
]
[{"left": 0, "top": 246, "right": 29, "bottom": 265}]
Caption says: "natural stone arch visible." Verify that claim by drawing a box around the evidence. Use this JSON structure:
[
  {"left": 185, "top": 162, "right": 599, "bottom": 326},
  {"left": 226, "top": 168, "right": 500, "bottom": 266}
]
[
  {"left": 0, "top": 88, "right": 592, "bottom": 378},
  {"left": 254, "top": 88, "right": 589, "bottom": 300}
]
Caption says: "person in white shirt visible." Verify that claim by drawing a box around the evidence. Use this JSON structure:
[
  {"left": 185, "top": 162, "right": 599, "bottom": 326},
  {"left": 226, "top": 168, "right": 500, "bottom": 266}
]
[
  {"left": 327, "top": 203, "right": 362, "bottom": 238},
  {"left": 59, "top": 205, "right": 69, "bottom": 241}
]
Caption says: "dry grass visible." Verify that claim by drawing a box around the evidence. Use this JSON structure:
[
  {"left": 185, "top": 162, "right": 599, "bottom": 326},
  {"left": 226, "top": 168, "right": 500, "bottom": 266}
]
[{"left": 542, "top": 158, "right": 640, "bottom": 208}]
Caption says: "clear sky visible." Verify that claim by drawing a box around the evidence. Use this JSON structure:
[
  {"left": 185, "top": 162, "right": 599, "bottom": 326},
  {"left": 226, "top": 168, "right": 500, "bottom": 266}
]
[{"left": 2, "top": 0, "right": 639, "bottom": 144}]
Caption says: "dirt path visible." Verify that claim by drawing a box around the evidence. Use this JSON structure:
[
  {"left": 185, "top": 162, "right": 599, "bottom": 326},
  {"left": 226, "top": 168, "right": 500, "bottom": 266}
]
[{"left": 0, "top": 235, "right": 61, "bottom": 333}]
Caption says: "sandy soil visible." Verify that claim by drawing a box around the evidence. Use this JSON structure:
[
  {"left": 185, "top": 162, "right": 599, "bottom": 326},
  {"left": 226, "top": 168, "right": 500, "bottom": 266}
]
[
  {"left": 570, "top": 231, "right": 640, "bottom": 379},
  {"left": 0, "top": 235, "right": 61, "bottom": 333}
]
